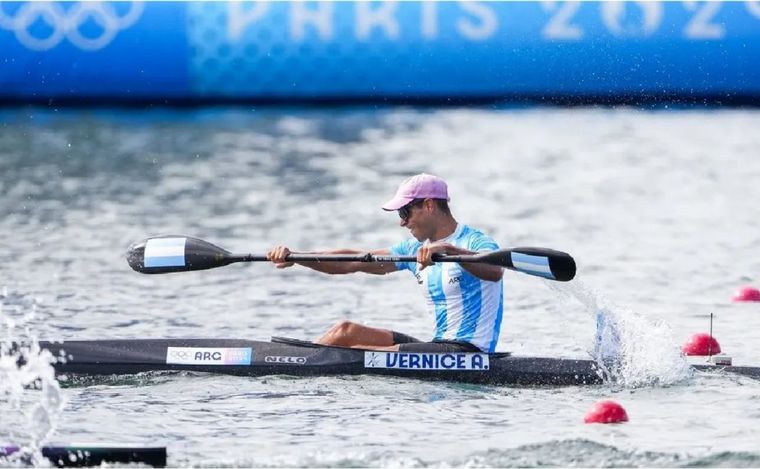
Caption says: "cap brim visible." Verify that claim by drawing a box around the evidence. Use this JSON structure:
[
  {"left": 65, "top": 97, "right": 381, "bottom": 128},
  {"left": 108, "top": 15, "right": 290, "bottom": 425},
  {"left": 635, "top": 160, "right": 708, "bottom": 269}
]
[{"left": 381, "top": 195, "right": 414, "bottom": 211}]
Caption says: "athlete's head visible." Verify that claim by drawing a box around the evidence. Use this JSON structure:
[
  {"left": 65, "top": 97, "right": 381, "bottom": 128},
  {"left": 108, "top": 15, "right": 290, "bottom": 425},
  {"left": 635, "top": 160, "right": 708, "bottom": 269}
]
[{"left": 382, "top": 173, "right": 452, "bottom": 241}]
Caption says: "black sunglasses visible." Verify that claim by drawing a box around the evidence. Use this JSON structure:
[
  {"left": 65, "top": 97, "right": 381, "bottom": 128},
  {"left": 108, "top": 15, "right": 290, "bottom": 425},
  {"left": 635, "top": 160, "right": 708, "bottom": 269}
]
[{"left": 398, "top": 199, "right": 425, "bottom": 221}]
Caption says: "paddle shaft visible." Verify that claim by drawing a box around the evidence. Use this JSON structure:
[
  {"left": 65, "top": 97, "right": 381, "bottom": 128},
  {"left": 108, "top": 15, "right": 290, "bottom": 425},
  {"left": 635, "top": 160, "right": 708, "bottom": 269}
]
[{"left": 228, "top": 253, "right": 493, "bottom": 264}]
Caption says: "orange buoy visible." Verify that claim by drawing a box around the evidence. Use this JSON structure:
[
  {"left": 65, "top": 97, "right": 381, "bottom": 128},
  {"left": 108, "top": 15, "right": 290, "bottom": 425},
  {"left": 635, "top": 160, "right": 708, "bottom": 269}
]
[
  {"left": 584, "top": 400, "right": 629, "bottom": 424},
  {"left": 732, "top": 286, "right": 760, "bottom": 302},
  {"left": 682, "top": 333, "right": 721, "bottom": 356}
]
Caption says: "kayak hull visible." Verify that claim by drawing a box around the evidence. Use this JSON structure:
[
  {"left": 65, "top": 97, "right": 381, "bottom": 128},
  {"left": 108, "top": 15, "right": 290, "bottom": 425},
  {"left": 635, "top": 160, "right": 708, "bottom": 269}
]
[
  {"left": 29, "top": 338, "right": 760, "bottom": 386},
  {"left": 37, "top": 338, "right": 603, "bottom": 386}
]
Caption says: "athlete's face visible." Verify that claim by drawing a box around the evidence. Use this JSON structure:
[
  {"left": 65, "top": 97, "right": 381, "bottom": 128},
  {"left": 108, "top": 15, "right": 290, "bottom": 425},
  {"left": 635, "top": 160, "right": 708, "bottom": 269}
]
[{"left": 399, "top": 199, "right": 432, "bottom": 241}]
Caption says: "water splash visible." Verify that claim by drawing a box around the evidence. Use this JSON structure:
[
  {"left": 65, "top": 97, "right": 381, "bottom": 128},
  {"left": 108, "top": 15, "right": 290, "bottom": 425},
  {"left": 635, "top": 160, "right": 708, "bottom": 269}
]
[
  {"left": 0, "top": 287, "right": 64, "bottom": 466},
  {"left": 547, "top": 280, "right": 692, "bottom": 387}
]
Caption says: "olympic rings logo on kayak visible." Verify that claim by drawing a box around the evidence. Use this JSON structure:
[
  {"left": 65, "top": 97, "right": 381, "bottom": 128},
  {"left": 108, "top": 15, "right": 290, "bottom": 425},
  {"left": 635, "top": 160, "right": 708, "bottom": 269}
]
[
  {"left": 0, "top": 1, "right": 143, "bottom": 51},
  {"left": 168, "top": 349, "right": 195, "bottom": 360}
]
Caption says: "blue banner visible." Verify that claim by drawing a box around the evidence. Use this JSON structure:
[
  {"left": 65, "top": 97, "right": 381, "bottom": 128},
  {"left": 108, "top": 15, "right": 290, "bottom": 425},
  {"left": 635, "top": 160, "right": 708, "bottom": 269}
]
[{"left": 1, "top": 1, "right": 760, "bottom": 101}]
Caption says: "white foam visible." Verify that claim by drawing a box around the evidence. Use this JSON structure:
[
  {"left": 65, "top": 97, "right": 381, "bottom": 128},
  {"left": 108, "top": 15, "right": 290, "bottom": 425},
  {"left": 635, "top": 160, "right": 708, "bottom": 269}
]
[
  {"left": 0, "top": 289, "right": 65, "bottom": 465},
  {"left": 549, "top": 280, "right": 692, "bottom": 387}
]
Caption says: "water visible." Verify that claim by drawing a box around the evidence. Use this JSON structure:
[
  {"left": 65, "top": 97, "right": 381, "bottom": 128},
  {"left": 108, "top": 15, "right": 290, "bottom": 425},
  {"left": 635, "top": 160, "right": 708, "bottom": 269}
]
[
  {"left": 0, "top": 291, "right": 64, "bottom": 466},
  {"left": 2, "top": 107, "right": 760, "bottom": 466}
]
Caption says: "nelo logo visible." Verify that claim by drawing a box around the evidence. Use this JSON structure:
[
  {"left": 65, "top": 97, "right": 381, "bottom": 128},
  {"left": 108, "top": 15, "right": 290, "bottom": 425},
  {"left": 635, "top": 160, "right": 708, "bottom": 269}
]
[
  {"left": 265, "top": 356, "right": 307, "bottom": 365},
  {"left": 0, "top": 1, "right": 144, "bottom": 51}
]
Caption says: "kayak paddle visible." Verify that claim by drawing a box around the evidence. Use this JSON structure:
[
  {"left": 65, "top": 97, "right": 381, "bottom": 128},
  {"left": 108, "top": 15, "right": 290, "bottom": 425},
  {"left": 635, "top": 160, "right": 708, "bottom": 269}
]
[{"left": 126, "top": 236, "right": 576, "bottom": 281}]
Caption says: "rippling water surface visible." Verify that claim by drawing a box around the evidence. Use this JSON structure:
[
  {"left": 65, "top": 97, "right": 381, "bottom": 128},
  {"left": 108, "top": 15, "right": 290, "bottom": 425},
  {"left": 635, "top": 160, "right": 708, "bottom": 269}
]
[{"left": 1, "top": 107, "right": 760, "bottom": 467}]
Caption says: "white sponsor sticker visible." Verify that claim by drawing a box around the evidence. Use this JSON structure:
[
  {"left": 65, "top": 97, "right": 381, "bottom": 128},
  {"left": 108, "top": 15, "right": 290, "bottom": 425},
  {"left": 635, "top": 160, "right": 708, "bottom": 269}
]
[
  {"left": 364, "top": 352, "right": 489, "bottom": 370},
  {"left": 166, "top": 347, "right": 252, "bottom": 365}
]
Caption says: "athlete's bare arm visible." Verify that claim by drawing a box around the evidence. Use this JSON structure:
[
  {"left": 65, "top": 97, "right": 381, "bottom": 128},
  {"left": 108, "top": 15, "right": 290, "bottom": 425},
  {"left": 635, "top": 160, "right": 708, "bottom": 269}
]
[{"left": 266, "top": 247, "right": 397, "bottom": 275}]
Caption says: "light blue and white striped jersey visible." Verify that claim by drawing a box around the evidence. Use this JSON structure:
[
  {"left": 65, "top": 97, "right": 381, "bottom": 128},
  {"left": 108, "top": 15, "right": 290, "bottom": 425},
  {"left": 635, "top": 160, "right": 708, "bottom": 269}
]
[{"left": 389, "top": 224, "right": 504, "bottom": 352}]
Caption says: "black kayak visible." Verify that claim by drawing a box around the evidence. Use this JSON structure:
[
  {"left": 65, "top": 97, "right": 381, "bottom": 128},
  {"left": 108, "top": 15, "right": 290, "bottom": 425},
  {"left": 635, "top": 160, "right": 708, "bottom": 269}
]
[
  {"left": 0, "top": 446, "right": 166, "bottom": 468},
  {"left": 27, "top": 336, "right": 760, "bottom": 386}
]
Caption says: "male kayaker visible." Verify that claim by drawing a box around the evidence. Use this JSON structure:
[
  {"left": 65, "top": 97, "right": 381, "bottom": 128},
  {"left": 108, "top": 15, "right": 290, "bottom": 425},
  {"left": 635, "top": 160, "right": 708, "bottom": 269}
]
[{"left": 267, "top": 173, "right": 504, "bottom": 353}]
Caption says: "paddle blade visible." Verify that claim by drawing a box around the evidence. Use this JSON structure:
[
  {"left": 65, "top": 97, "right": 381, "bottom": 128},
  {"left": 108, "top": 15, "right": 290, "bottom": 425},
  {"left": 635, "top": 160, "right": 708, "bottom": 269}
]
[
  {"left": 476, "top": 247, "right": 576, "bottom": 281},
  {"left": 127, "top": 236, "right": 233, "bottom": 274}
]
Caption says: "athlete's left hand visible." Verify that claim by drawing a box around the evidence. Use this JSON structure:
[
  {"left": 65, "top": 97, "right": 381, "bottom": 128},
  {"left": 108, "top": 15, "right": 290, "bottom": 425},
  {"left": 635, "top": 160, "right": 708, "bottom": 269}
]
[{"left": 417, "top": 242, "right": 463, "bottom": 270}]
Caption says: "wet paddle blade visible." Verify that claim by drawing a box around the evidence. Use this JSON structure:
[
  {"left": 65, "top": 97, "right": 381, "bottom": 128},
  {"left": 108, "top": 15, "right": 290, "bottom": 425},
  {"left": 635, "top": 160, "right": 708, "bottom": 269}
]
[
  {"left": 126, "top": 236, "right": 234, "bottom": 274},
  {"left": 476, "top": 248, "right": 576, "bottom": 281}
]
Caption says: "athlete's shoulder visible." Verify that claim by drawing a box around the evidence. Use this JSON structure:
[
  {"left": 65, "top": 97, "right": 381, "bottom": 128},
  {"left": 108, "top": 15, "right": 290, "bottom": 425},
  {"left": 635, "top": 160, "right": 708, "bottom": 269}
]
[
  {"left": 460, "top": 224, "right": 492, "bottom": 237},
  {"left": 389, "top": 237, "right": 423, "bottom": 256},
  {"left": 388, "top": 237, "right": 422, "bottom": 273},
  {"left": 459, "top": 224, "right": 500, "bottom": 251}
]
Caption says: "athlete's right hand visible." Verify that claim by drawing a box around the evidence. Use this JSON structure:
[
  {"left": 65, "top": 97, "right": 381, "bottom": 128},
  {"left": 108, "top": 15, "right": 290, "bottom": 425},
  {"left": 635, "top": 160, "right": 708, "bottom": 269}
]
[{"left": 267, "top": 246, "right": 295, "bottom": 269}]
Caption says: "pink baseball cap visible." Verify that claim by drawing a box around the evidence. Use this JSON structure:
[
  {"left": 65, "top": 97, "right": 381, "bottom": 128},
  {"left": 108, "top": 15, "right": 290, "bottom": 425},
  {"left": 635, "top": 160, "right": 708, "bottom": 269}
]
[{"left": 381, "top": 173, "right": 450, "bottom": 211}]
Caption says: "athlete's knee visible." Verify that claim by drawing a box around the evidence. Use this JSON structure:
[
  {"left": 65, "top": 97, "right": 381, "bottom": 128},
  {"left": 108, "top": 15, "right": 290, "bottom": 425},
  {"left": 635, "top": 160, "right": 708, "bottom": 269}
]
[{"left": 329, "top": 320, "right": 358, "bottom": 338}]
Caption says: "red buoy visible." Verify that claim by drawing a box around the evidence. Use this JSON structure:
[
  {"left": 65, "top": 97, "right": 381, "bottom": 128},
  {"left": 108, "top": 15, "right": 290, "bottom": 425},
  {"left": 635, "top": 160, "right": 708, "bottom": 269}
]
[
  {"left": 732, "top": 286, "right": 760, "bottom": 302},
  {"left": 682, "top": 333, "right": 721, "bottom": 356},
  {"left": 584, "top": 400, "right": 629, "bottom": 424}
]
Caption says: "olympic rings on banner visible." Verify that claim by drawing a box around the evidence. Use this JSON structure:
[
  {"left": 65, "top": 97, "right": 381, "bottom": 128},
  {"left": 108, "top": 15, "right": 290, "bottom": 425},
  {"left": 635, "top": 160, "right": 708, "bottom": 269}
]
[{"left": 0, "top": 1, "right": 143, "bottom": 51}]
